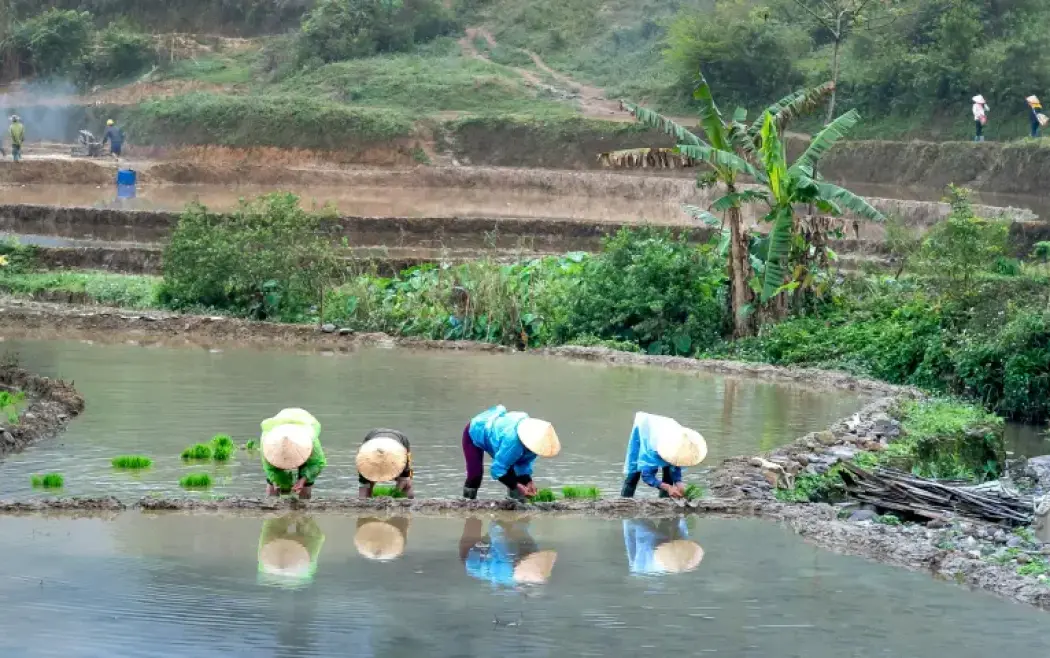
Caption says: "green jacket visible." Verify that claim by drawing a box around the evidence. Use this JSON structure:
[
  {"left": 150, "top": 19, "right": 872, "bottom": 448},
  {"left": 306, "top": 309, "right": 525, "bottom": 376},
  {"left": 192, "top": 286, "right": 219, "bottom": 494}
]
[
  {"left": 262, "top": 435, "right": 326, "bottom": 489},
  {"left": 257, "top": 515, "right": 325, "bottom": 589},
  {"left": 9, "top": 122, "right": 24, "bottom": 147}
]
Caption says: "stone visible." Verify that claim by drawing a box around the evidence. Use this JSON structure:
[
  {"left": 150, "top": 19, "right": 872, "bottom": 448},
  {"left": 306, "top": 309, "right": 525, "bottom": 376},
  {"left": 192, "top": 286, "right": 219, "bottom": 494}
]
[
  {"left": 320, "top": 323, "right": 337, "bottom": 334},
  {"left": 926, "top": 518, "right": 949, "bottom": 529},
  {"left": 338, "top": 328, "right": 354, "bottom": 336},
  {"left": 829, "top": 446, "right": 857, "bottom": 462},
  {"left": 967, "top": 550, "right": 982, "bottom": 559},
  {"left": 814, "top": 431, "right": 837, "bottom": 446},
  {"left": 1025, "top": 456, "right": 1050, "bottom": 490},
  {"left": 993, "top": 529, "right": 1009, "bottom": 544},
  {"left": 1007, "top": 535, "right": 1024, "bottom": 548},
  {"left": 871, "top": 413, "right": 901, "bottom": 438},
  {"left": 849, "top": 509, "right": 878, "bottom": 522},
  {"left": 1017, "top": 553, "right": 1032, "bottom": 565},
  {"left": 963, "top": 536, "right": 978, "bottom": 548}
]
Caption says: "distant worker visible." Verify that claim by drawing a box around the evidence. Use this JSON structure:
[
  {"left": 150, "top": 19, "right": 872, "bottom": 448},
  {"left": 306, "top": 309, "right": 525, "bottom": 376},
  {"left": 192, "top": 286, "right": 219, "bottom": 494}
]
[
  {"left": 621, "top": 412, "right": 707, "bottom": 499},
  {"left": 357, "top": 428, "right": 415, "bottom": 499},
  {"left": 9, "top": 115, "right": 24, "bottom": 162},
  {"left": 1027, "top": 96, "right": 1046, "bottom": 138},
  {"left": 101, "top": 119, "right": 124, "bottom": 158},
  {"left": 461, "top": 404, "right": 561, "bottom": 501},
  {"left": 972, "top": 95, "right": 989, "bottom": 142},
  {"left": 260, "top": 407, "right": 327, "bottom": 500}
]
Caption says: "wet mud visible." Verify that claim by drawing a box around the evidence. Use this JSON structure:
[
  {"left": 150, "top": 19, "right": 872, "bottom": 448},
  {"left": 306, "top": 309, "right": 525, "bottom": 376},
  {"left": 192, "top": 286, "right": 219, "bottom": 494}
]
[{"left": 0, "top": 364, "right": 84, "bottom": 459}]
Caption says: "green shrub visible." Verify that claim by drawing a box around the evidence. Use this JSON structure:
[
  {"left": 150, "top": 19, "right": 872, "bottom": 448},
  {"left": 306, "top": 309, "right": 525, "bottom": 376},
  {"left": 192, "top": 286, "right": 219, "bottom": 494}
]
[
  {"left": 529, "top": 488, "right": 556, "bottom": 503},
  {"left": 0, "top": 238, "right": 38, "bottom": 274},
  {"left": 180, "top": 443, "right": 213, "bottom": 461},
  {"left": 875, "top": 513, "right": 902, "bottom": 526},
  {"left": 0, "top": 390, "right": 25, "bottom": 424},
  {"left": 160, "top": 194, "right": 340, "bottom": 322},
  {"left": 919, "top": 187, "right": 1010, "bottom": 287},
  {"left": 10, "top": 9, "right": 94, "bottom": 78},
  {"left": 79, "top": 22, "right": 157, "bottom": 85},
  {"left": 372, "top": 484, "right": 406, "bottom": 498},
  {"left": 179, "top": 472, "right": 213, "bottom": 489},
  {"left": 896, "top": 399, "right": 1005, "bottom": 481},
  {"left": 30, "top": 473, "right": 64, "bottom": 488},
  {"left": 561, "top": 485, "right": 600, "bottom": 500},
  {"left": 111, "top": 455, "right": 153, "bottom": 469}
]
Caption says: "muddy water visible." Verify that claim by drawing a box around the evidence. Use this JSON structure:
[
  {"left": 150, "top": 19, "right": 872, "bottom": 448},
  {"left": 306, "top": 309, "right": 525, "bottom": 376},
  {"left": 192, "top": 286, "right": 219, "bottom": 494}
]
[
  {"left": 0, "top": 339, "right": 864, "bottom": 499},
  {"left": 0, "top": 512, "right": 1046, "bottom": 657},
  {"left": 0, "top": 183, "right": 693, "bottom": 224}
]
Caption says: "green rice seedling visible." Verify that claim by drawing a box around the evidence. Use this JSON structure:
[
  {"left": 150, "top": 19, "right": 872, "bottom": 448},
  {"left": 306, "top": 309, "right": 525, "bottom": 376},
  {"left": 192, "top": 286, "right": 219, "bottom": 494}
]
[
  {"left": 372, "top": 484, "right": 406, "bottom": 498},
  {"left": 179, "top": 473, "right": 213, "bottom": 489},
  {"left": 684, "top": 484, "right": 705, "bottom": 501},
  {"left": 212, "top": 445, "right": 234, "bottom": 462},
  {"left": 0, "top": 389, "right": 25, "bottom": 424},
  {"left": 210, "top": 434, "right": 234, "bottom": 451},
  {"left": 242, "top": 439, "right": 259, "bottom": 451},
  {"left": 180, "top": 443, "right": 213, "bottom": 461},
  {"left": 529, "top": 488, "right": 556, "bottom": 503},
  {"left": 561, "top": 485, "right": 600, "bottom": 500},
  {"left": 111, "top": 455, "right": 153, "bottom": 470},
  {"left": 30, "top": 473, "right": 64, "bottom": 488}
]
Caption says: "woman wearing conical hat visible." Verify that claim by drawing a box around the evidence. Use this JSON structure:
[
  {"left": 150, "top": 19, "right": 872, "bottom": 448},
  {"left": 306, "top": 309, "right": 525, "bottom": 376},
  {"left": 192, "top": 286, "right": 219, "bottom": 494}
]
[
  {"left": 257, "top": 514, "right": 326, "bottom": 589},
  {"left": 621, "top": 412, "right": 707, "bottom": 499},
  {"left": 458, "top": 517, "right": 557, "bottom": 588},
  {"left": 357, "top": 428, "right": 414, "bottom": 499},
  {"left": 623, "top": 518, "right": 703, "bottom": 575},
  {"left": 260, "top": 408, "right": 327, "bottom": 500},
  {"left": 461, "top": 405, "right": 561, "bottom": 501},
  {"left": 354, "top": 516, "right": 410, "bottom": 561}
]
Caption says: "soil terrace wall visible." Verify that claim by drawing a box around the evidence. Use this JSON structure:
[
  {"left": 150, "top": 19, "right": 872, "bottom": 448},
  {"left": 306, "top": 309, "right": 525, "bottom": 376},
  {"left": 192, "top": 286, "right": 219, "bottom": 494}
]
[{"left": 0, "top": 365, "right": 84, "bottom": 459}]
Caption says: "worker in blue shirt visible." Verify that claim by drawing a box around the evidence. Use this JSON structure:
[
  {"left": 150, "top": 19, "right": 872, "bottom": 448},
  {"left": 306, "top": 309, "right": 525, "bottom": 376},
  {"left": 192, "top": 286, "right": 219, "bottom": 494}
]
[
  {"left": 461, "top": 405, "right": 561, "bottom": 500},
  {"left": 621, "top": 412, "right": 707, "bottom": 498},
  {"left": 459, "top": 517, "right": 557, "bottom": 587},
  {"left": 623, "top": 518, "right": 704, "bottom": 575}
]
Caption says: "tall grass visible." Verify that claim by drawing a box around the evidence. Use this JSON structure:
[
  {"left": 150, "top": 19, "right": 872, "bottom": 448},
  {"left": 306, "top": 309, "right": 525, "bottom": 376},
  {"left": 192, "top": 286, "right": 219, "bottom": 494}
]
[
  {"left": 111, "top": 455, "right": 153, "bottom": 469},
  {"left": 0, "top": 271, "right": 160, "bottom": 309},
  {"left": 179, "top": 472, "right": 213, "bottom": 489},
  {"left": 180, "top": 443, "right": 213, "bottom": 460},
  {"left": 30, "top": 473, "right": 64, "bottom": 488}
]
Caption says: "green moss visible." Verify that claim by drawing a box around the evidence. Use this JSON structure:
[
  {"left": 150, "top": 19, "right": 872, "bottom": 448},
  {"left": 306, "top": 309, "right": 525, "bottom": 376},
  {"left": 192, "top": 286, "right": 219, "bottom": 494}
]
[
  {"left": 529, "top": 488, "right": 556, "bottom": 503},
  {"left": 875, "top": 513, "right": 902, "bottom": 526},
  {"left": 372, "top": 484, "right": 406, "bottom": 498},
  {"left": 1017, "top": 558, "right": 1050, "bottom": 577},
  {"left": 30, "top": 473, "right": 64, "bottom": 488},
  {"left": 774, "top": 468, "right": 846, "bottom": 503},
  {"left": 179, "top": 472, "right": 213, "bottom": 489},
  {"left": 560, "top": 485, "right": 600, "bottom": 500},
  {"left": 180, "top": 443, "right": 213, "bottom": 461},
  {"left": 111, "top": 455, "right": 153, "bottom": 469}
]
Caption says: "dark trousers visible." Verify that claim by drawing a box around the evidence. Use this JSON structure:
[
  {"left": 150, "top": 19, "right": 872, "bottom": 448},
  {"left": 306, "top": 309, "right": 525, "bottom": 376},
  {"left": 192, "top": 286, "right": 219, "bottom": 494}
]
[
  {"left": 975, "top": 120, "right": 984, "bottom": 141},
  {"left": 621, "top": 466, "right": 674, "bottom": 498},
  {"left": 463, "top": 425, "right": 485, "bottom": 489}
]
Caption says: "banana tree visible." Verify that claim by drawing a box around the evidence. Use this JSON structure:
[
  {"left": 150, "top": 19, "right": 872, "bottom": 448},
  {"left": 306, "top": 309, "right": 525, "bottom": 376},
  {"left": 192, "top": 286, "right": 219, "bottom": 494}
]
[{"left": 602, "top": 75, "right": 832, "bottom": 337}]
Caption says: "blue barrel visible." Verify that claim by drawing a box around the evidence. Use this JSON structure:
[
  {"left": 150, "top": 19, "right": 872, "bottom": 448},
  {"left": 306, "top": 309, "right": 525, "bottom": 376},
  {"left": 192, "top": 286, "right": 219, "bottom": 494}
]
[{"left": 116, "top": 169, "right": 136, "bottom": 186}]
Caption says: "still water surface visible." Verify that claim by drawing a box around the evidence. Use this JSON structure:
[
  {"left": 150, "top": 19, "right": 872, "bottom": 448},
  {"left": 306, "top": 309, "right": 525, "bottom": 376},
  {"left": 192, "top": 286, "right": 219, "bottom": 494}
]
[
  {"left": 0, "top": 339, "right": 865, "bottom": 498},
  {"left": 0, "top": 513, "right": 1045, "bottom": 657}
]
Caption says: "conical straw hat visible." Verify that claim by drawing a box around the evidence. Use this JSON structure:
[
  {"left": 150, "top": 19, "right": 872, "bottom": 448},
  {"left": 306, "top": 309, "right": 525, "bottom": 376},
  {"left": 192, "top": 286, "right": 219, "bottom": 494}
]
[
  {"left": 356, "top": 436, "right": 409, "bottom": 482},
  {"left": 262, "top": 423, "right": 314, "bottom": 470},
  {"left": 653, "top": 540, "right": 704, "bottom": 573},
  {"left": 354, "top": 520, "right": 407, "bottom": 561},
  {"left": 517, "top": 418, "right": 560, "bottom": 457},
  {"left": 513, "top": 550, "right": 557, "bottom": 584},
  {"left": 259, "top": 538, "right": 312, "bottom": 578},
  {"left": 653, "top": 417, "right": 708, "bottom": 467},
  {"left": 973, "top": 95, "right": 986, "bottom": 104}
]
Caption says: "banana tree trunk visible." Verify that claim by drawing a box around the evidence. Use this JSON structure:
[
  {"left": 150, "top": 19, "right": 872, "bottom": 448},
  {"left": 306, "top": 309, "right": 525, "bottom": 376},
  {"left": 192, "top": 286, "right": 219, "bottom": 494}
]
[{"left": 727, "top": 203, "right": 756, "bottom": 338}]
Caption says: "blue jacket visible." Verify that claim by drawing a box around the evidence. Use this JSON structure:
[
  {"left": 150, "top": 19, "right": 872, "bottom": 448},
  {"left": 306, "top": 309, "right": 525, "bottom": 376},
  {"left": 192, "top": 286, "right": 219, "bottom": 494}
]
[
  {"left": 464, "top": 523, "right": 519, "bottom": 587},
  {"left": 623, "top": 518, "right": 689, "bottom": 575},
  {"left": 469, "top": 405, "right": 537, "bottom": 481},
  {"left": 623, "top": 412, "right": 683, "bottom": 488}
]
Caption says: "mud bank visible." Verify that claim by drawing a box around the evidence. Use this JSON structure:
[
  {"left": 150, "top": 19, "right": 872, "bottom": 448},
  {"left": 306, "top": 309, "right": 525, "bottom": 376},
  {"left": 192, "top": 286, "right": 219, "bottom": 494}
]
[{"left": 0, "top": 365, "right": 84, "bottom": 459}]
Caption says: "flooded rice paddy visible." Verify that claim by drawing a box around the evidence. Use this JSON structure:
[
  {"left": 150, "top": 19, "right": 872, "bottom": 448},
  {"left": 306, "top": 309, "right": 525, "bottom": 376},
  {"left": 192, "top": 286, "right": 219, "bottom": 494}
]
[
  {"left": 0, "top": 339, "right": 865, "bottom": 499},
  {"left": 0, "top": 512, "right": 1046, "bottom": 657}
]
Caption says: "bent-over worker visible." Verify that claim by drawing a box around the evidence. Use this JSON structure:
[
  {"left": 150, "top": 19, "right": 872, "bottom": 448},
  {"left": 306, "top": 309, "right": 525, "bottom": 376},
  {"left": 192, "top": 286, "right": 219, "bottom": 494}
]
[
  {"left": 357, "top": 428, "right": 414, "bottom": 498},
  {"left": 260, "top": 407, "right": 326, "bottom": 499},
  {"left": 102, "top": 119, "right": 124, "bottom": 157},
  {"left": 461, "top": 404, "right": 560, "bottom": 500},
  {"left": 621, "top": 412, "right": 707, "bottom": 499},
  {"left": 9, "top": 116, "right": 24, "bottom": 162}
]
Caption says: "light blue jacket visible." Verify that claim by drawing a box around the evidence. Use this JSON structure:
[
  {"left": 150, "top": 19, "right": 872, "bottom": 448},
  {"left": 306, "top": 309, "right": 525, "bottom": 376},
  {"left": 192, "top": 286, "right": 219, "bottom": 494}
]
[
  {"left": 623, "top": 518, "right": 690, "bottom": 575},
  {"left": 464, "top": 523, "right": 519, "bottom": 587},
  {"left": 469, "top": 405, "right": 537, "bottom": 481},
  {"left": 624, "top": 412, "right": 683, "bottom": 488}
]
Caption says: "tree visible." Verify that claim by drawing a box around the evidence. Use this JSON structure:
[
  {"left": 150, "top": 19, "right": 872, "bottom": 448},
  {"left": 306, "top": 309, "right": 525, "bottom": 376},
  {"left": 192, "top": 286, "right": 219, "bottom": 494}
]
[
  {"left": 785, "top": 0, "right": 903, "bottom": 122},
  {"left": 601, "top": 75, "right": 883, "bottom": 335}
]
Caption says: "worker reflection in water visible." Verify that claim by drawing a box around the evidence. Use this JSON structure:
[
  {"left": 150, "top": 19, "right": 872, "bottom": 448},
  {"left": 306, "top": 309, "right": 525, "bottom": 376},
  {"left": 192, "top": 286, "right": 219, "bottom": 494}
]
[
  {"left": 257, "top": 514, "right": 326, "bottom": 589},
  {"left": 621, "top": 412, "right": 708, "bottom": 498},
  {"left": 357, "top": 429, "right": 415, "bottom": 499},
  {"left": 9, "top": 115, "right": 24, "bottom": 162},
  {"left": 260, "top": 408, "right": 327, "bottom": 499},
  {"left": 102, "top": 119, "right": 124, "bottom": 158},
  {"left": 462, "top": 405, "right": 561, "bottom": 501},
  {"left": 459, "top": 517, "right": 557, "bottom": 588},
  {"left": 354, "top": 516, "right": 411, "bottom": 561},
  {"left": 623, "top": 518, "right": 704, "bottom": 575}
]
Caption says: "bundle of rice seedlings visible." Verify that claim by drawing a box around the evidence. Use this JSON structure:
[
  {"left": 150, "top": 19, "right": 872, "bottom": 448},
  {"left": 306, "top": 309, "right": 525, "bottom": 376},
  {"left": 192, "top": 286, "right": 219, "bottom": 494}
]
[
  {"left": 179, "top": 473, "right": 213, "bottom": 489},
  {"left": 372, "top": 484, "right": 406, "bottom": 498},
  {"left": 529, "top": 488, "right": 556, "bottom": 503},
  {"left": 30, "top": 473, "right": 64, "bottom": 488},
  {"left": 180, "top": 443, "right": 213, "bottom": 460},
  {"left": 241, "top": 439, "right": 258, "bottom": 451},
  {"left": 111, "top": 455, "right": 153, "bottom": 469},
  {"left": 561, "top": 485, "right": 600, "bottom": 500},
  {"left": 212, "top": 445, "right": 234, "bottom": 462},
  {"left": 210, "top": 434, "right": 234, "bottom": 451},
  {"left": 684, "top": 484, "right": 704, "bottom": 501}
]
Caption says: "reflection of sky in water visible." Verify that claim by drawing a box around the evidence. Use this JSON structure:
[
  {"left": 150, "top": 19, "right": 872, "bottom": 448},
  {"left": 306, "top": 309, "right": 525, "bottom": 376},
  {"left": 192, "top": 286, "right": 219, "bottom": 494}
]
[{"left": 0, "top": 514, "right": 1046, "bottom": 657}]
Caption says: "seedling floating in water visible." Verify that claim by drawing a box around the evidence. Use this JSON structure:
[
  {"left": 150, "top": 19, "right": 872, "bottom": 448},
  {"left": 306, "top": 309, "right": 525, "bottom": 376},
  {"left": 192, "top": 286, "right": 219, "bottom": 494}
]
[
  {"left": 179, "top": 473, "right": 213, "bottom": 489},
  {"left": 241, "top": 439, "right": 258, "bottom": 451},
  {"left": 111, "top": 455, "right": 153, "bottom": 470},
  {"left": 212, "top": 445, "right": 234, "bottom": 462},
  {"left": 530, "top": 488, "right": 556, "bottom": 503},
  {"left": 210, "top": 434, "right": 234, "bottom": 451},
  {"left": 372, "top": 485, "right": 406, "bottom": 498},
  {"left": 30, "top": 473, "right": 64, "bottom": 488},
  {"left": 180, "top": 443, "right": 213, "bottom": 461},
  {"left": 561, "top": 485, "right": 600, "bottom": 500}
]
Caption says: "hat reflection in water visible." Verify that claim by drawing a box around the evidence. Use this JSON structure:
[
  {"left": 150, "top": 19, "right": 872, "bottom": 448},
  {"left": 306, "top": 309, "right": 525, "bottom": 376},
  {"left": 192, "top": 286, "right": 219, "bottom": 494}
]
[
  {"left": 624, "top": 518, "right": 704, "bottom": 575},
  {"left": 459, "top": 517, "right": 557, "bottom": 588},
  {"left": 355, "top": 517, "right": 410, "bottom": 561},
  {"left": 257, "top": 514, "right": 326, "bottom": 589}
]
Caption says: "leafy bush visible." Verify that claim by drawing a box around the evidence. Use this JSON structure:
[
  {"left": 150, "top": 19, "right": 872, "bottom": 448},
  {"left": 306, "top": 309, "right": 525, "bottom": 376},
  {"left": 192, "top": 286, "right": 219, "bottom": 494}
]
[
  {"left": 179, "top": 472, "right": 213, "bottom": 489},
  {"left": 9, "top": 9, "right": 94, "bottom": 78},
  {"left": 79, "top": 22, "right": 157, "bottom": 85},
  {"left": 0, "top": 238, "right": 38, "bottom": 274},
  {"left": 111, "top": 455, "right": 153, "bottom": 469},
  {"left": 30, "top": 473, "right": 64, "bottom": 488},
  {"left": 918, "top": 186, "right": 1009, "bottom": 287},
  {"left": 180, "top": 443, "right": 213, "bottom": 461},
  {"left": 896, "top": 399, "right": 1005, "bottom": 481},
  {"left": 0, "top": 390, "right": 25, "bottom": 424},
  {"left": 160, "top": 194, "right": 340, "bottom": 322}
]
